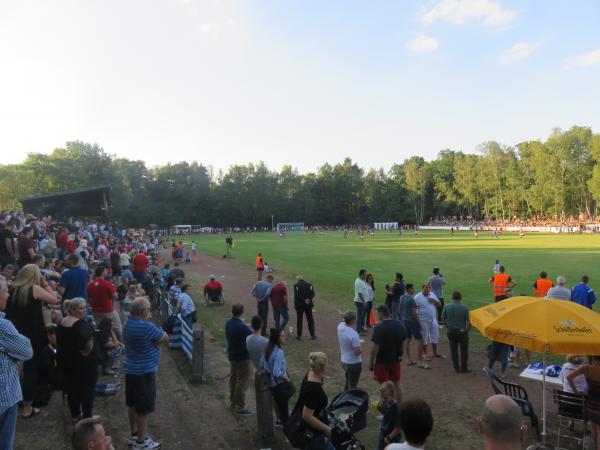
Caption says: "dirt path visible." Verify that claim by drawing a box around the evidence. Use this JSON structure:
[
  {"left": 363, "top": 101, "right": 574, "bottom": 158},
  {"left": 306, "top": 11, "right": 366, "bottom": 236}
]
[{"left": 182, "top": 252, "right": 570, "bottom": 450}]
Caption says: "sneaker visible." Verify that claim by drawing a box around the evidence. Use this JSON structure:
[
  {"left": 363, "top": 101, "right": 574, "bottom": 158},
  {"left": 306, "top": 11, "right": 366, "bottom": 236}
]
[
  {"left": 133, "top": 438, "right": 161, "bottom": 449},
  {"left": 127, "top": 434, "right": 138, "bottom": 446},
  {"left": 236, "top": 408, "right": 253, "bottom": 416}
]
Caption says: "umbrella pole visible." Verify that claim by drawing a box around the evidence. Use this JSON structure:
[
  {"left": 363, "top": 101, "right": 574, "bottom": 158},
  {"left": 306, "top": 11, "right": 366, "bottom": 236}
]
[{"left": 542, "top": 347, "right": 547, "bottom": 441}]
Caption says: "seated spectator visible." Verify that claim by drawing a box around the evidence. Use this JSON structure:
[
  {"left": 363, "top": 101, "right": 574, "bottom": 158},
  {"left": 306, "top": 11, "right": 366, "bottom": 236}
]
[
  {"left": 71, "top": 416, "right": 113, "bottom": 450},
  {"left": 560, "top": 355, "right": 586, "bottom": 394},
  {"left": 384, "top": 399, "right": 433, "bottom": 449},
  {"left": 96, "top": 318, "right": 123, "bottom": 375},
  {"left": 477, "top": 395, "right": 527, "bottom": 450},
  {"left": 246, "top": 316, "right": 268, "bottom": 369},
  {"left": 377, "top": 381, "right": 402, "bottom": 450},
  {"left": 203, "top": 274, "right": 223, "bottom": 300},
  {"left": 1, "top": 264, "right": 15, "bottom": 284},
  {"left": 176, "top": 284, "right": 197, "bottom": 328},
  {"left": 546, "top": 276, "right": 572, "bottom": 301}
]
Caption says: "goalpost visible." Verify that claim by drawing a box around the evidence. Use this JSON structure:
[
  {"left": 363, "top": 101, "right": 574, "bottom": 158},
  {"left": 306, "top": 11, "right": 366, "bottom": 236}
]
[{"left": 277, "top": 222, "right": 305, "bottom": 232}]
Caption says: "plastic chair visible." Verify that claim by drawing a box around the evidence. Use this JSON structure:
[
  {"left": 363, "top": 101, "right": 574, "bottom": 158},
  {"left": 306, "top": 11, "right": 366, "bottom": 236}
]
[
  {"left": 483, "top": 367, "right": 541, "bottom": 440},
  {"left": 553, "top": 389, "right": 586, "bottom": 449}
]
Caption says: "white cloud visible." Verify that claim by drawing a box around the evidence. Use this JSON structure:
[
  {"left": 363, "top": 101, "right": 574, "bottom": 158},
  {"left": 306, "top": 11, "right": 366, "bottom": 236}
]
[
  {"left": 500, "top": 42, "right": 537, "bottom": 64},
  {"left": 564, "top": 49, "right": 600, "bottom": 69},
  {"left": 406, "top": 35, "right": 440, "bottom": 52},
  {"left": 225, "top": 18, "right": 237, "bottom": 26},
  {"left": 421, "top": 0, "right": 516, "bottom": 27},
  {"left": 198, "top": 23, "right": 219, "bottom": 35}
]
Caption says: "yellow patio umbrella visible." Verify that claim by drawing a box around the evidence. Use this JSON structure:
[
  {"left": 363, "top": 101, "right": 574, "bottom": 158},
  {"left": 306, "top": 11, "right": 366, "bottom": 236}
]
[{"left": 471, "top": 296, "right": 600, "bottom": 438}]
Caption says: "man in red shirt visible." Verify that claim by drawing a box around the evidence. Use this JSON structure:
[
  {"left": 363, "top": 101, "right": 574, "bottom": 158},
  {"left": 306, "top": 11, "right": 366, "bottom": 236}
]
[
  {"left": 270, "top": 280, "right": 289, "bottom": 331},
  {"left": 203, "top": 274, "right": 223, "bottom": 302},
  {"left": 88, "top": 265, "right": 122, "bottom": 340}
]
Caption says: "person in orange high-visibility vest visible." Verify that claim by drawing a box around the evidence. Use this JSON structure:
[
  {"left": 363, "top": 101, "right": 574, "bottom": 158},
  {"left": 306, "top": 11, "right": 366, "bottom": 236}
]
[
  {"left": 256, "top": 253, "right": 264, "bottom": 280},
  {"left": 532, "top": 271, "right": 553, "bottom": 298},
  {"left": 488, "top": 266, "right": 516, "bottom": 302}
]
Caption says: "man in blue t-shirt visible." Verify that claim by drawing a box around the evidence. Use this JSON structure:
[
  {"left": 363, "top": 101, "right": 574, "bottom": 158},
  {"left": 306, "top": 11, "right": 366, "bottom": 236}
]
[
  {"left": 123, "top": 297, "right": 169, "bottom": 450},
  {"left": 58, "top": 254, "right": 89, "bottom": 305},
  {"left": 225, "top": 303, "right": 252, "bottom": 416},
  {"left": 571, "top": 275, "right": 596, "bottom": 309}
]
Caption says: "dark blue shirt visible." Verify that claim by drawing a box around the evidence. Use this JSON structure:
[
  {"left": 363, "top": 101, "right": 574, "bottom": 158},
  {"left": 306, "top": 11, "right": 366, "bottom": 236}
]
[
  {"left": 59, "top": 267, "right": 89, "bottom": 300},
  {"left": 571, "top": 283, "right": 597, "bottom": 309},
  {"left": 225, "top": 317, "right": 251, "bottom": 362}
]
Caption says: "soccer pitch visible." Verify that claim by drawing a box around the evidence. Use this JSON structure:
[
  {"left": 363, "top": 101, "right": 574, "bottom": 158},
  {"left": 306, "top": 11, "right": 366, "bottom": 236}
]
[{"left": 182, "top": 230, "right": 600, "bottom": 312}]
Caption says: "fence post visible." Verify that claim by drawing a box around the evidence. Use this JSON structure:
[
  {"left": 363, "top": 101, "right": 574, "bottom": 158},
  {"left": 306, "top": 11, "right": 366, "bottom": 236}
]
[
  {"left": 191, "top": 325, "right": 204, "bottom": 382},
  {"left": 255, "top": 369, "right": 274, "bottom": 439}
]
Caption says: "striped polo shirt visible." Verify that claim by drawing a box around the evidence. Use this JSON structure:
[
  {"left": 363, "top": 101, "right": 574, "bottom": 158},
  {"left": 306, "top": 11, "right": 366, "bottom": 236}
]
[{"left": 123, "top": 315, "right": 165, "bottom": 375}]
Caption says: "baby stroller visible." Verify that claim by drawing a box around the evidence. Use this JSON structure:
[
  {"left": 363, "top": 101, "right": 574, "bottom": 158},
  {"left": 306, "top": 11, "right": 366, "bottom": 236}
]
[
  {"left": 204, "top": 287, "right": 225, "bottom": 306},
  {"left": 328, "top": 389, "right": 369, "bottom": 450}
]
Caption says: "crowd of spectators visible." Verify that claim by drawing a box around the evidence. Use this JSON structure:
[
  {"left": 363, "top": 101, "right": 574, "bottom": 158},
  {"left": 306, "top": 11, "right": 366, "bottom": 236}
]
[
  {"left": 0, "top": 211, "right": 173, "bottom": 450},
  {"left": 426, "top": 215, "right": 598, "bottom": 232}
]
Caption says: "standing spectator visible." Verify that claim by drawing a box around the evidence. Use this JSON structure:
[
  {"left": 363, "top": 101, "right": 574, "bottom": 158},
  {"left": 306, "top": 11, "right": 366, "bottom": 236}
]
[
  {"left": 294, "top": 275, "right": 316, "bottom": 340},
  {"left": 414, "top": 285, "right": 444, "bottom": 360},
  {"left": 296, "top": 352, "right": 334, "bottom": 449},
  {"left": 488, "top": 266, "right": 516, "bottom": 302},
  {"left": 487, "top": 340, "right": 510, "bottom": 378},
  {"left": 123, "top": 298, "right": 169, "bottom": 450},
  {"left": 270, "top": 280, "right": 289, "bottom": 331},
  {"left": 168, "top": 278, "right": 183, "bottom": 309},
  {"left": 376, "top": 381, "right": 402, "bottom": 450},
  {"left": 87, "top": 266, "right": 121, "bottom": 341},
  {"left": 571, "top": 275, "right": 596, "bottom": 309},
  {"left": 532, "top": 271, "right": 553, "bottom": 298},
  {"left": 251, "top": 275, "right": 273, "bottom": 336},
  {"left": 477, "top": 395, "right": 527, "bottom": 450},
  {"left": 387, "top": 273, "right": 405, "bottom": 321},
  {"left": 567, "top": 356, "right": 600, "bottom": 449},
  {"left": 109, "top": 248, "right": 121, "bottom": 283},
  {"left": 365, "top": 273, "right": 375, "bottom": 329},
  {"left": 337, "top": 311, "right": 362, "bottom": 390},
  {"left": 75, "top": 240, "right": 90, "bottom": 272},
  {"left": 71, "top": 416, "right": 113, "bottom": 450},
  {"left": 16, "top": 227, "right": 36, "bottom": 267},
  {"left": 0, "top": 275, "right": 33, "bottom": 449},
  {"left": 225, "top": 304, "right": 253, "bottom": 416},
  {"left": 246, "top": 316, "right": 268, "bottom": 369},
  {"left": 369, "top": 305, "right": 406, "bottom": 399},
  {"left": 132, "top": 250, "right": 149, "bottom": 284},
  {"left": 427, "top": 267, "right": 445, "bottom": 324},
  {"left": 392, "top": 399, "right": 434, "bottom": 449},
  {"left": 441, "top": 291, "right": 470, "bottom": 373},
  {"left": 176, "top": 284, "right": 197, "bottom": 329},
  {"left": 56, "top": 298, "right": 97, "bottom": 421},
  {"left": 119, "top": 250, "right": 131, "bottom": 272},
  {"left": 400, "top": 284, "right": 426, "bottom": 369},
  {"left": 58, "top": 254, "right": 89, "bottom": 303},
  {"left": 354, "top": 269, "right": 368, "bottom": 334},
  {"left": 260, "top": 328, "right": 292, "bottom": 424},
  {"left": 4, "top": 264, "right": 59, "bottom": 418},
  {"left": 546, "top": 276, "right": 571, "bottom": 300},
  {"left": 256, "top": 253, "right": 264, "bottom": 281},
  {"left": 0, "top": 220, "right": 16, "bottom": 270}
]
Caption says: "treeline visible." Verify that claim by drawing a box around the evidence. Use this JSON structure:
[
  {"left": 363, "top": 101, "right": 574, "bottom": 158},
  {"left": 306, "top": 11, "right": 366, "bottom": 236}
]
[{"left": 1, "top": 125, "right": 599, "bottom": 227}]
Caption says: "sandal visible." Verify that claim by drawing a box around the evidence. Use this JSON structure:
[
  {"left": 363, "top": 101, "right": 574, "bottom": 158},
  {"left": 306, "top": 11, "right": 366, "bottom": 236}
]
[
  {"left": 22, "top": 408, "right": 40, "bottom": 419},
  {"left": 417, "top": 364, "right": 432, "bottom": 369}
]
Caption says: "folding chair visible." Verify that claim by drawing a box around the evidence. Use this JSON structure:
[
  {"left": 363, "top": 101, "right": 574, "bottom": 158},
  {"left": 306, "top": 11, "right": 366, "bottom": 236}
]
[
  {"left": 483, "top": 367, "right": 541, "bottom": 440},
  {"left": 553, "top": 389, "right": 586, "bottom": 449}
]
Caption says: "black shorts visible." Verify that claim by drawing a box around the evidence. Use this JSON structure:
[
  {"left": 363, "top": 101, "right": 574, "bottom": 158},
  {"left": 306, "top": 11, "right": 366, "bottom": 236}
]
[
  {"left": 125, "top": 373, "right": 156, "bottom": 415},
  {"left": 112, "top": 266, "right": 122, "bottom": 276}
]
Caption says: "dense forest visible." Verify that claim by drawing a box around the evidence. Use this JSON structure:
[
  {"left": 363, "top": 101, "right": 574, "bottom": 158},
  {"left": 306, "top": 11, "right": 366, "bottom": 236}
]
[{"left": 1, "top": 126, "right": 599, "bottom": 227}]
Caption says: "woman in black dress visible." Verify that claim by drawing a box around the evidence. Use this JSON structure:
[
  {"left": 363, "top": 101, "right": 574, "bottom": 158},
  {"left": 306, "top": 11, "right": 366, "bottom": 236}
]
[
  {"left": 298, "top": 352, "right": 334, "bottom": 450},
  {"left": 56, "top": 297, "right": 98, "bottom": 421},
  {"left": 5, "top": 264, "right": 60, "bottom": 418}
]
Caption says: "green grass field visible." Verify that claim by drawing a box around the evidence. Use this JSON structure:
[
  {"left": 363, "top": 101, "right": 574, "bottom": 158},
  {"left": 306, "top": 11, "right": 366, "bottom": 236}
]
[{"left": 181, "top": 230, "right": 599, "bottom": 312}]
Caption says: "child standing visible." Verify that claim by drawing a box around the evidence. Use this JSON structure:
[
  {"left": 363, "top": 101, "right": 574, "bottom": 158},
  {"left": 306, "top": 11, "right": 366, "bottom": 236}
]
[{"left": 377, "top": 381, "right": 402, "bottom": 450}]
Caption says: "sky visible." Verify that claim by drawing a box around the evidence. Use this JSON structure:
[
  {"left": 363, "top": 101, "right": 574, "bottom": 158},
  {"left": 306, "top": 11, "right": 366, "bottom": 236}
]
[{"left": 1, "top": 0, "right": 599, "bottom": 173}]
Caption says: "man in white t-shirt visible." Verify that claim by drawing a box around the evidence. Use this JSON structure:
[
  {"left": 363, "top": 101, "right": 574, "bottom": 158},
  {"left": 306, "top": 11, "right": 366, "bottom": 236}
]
[
  {"left": 354, "top": 269, "right": 369, "bottom": 334},
  {"left": 337, "top": 311, "right": 362, "bottom": 390},
  {"left": 414, "top": 284, "right": 444, "bottom": 360}
]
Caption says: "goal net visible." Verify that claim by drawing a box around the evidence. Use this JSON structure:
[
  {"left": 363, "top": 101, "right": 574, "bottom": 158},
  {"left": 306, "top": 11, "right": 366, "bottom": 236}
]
[
  {"left": 277, "top": 222, "right": 304, "bottom": 232},
  {"left": 374, "top": 222, "right": 399, "bottom": 230}
]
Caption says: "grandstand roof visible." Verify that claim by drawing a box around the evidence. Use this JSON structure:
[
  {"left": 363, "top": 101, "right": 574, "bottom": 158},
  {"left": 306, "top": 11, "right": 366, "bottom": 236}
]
[{"left": 19, "top": 185, "right": 111, "bottom": 219}]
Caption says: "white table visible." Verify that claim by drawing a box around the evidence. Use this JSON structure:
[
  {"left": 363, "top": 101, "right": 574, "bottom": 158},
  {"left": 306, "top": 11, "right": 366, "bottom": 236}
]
[{"left": 519, "top": 370, "right": 563, "bottom": 387}]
